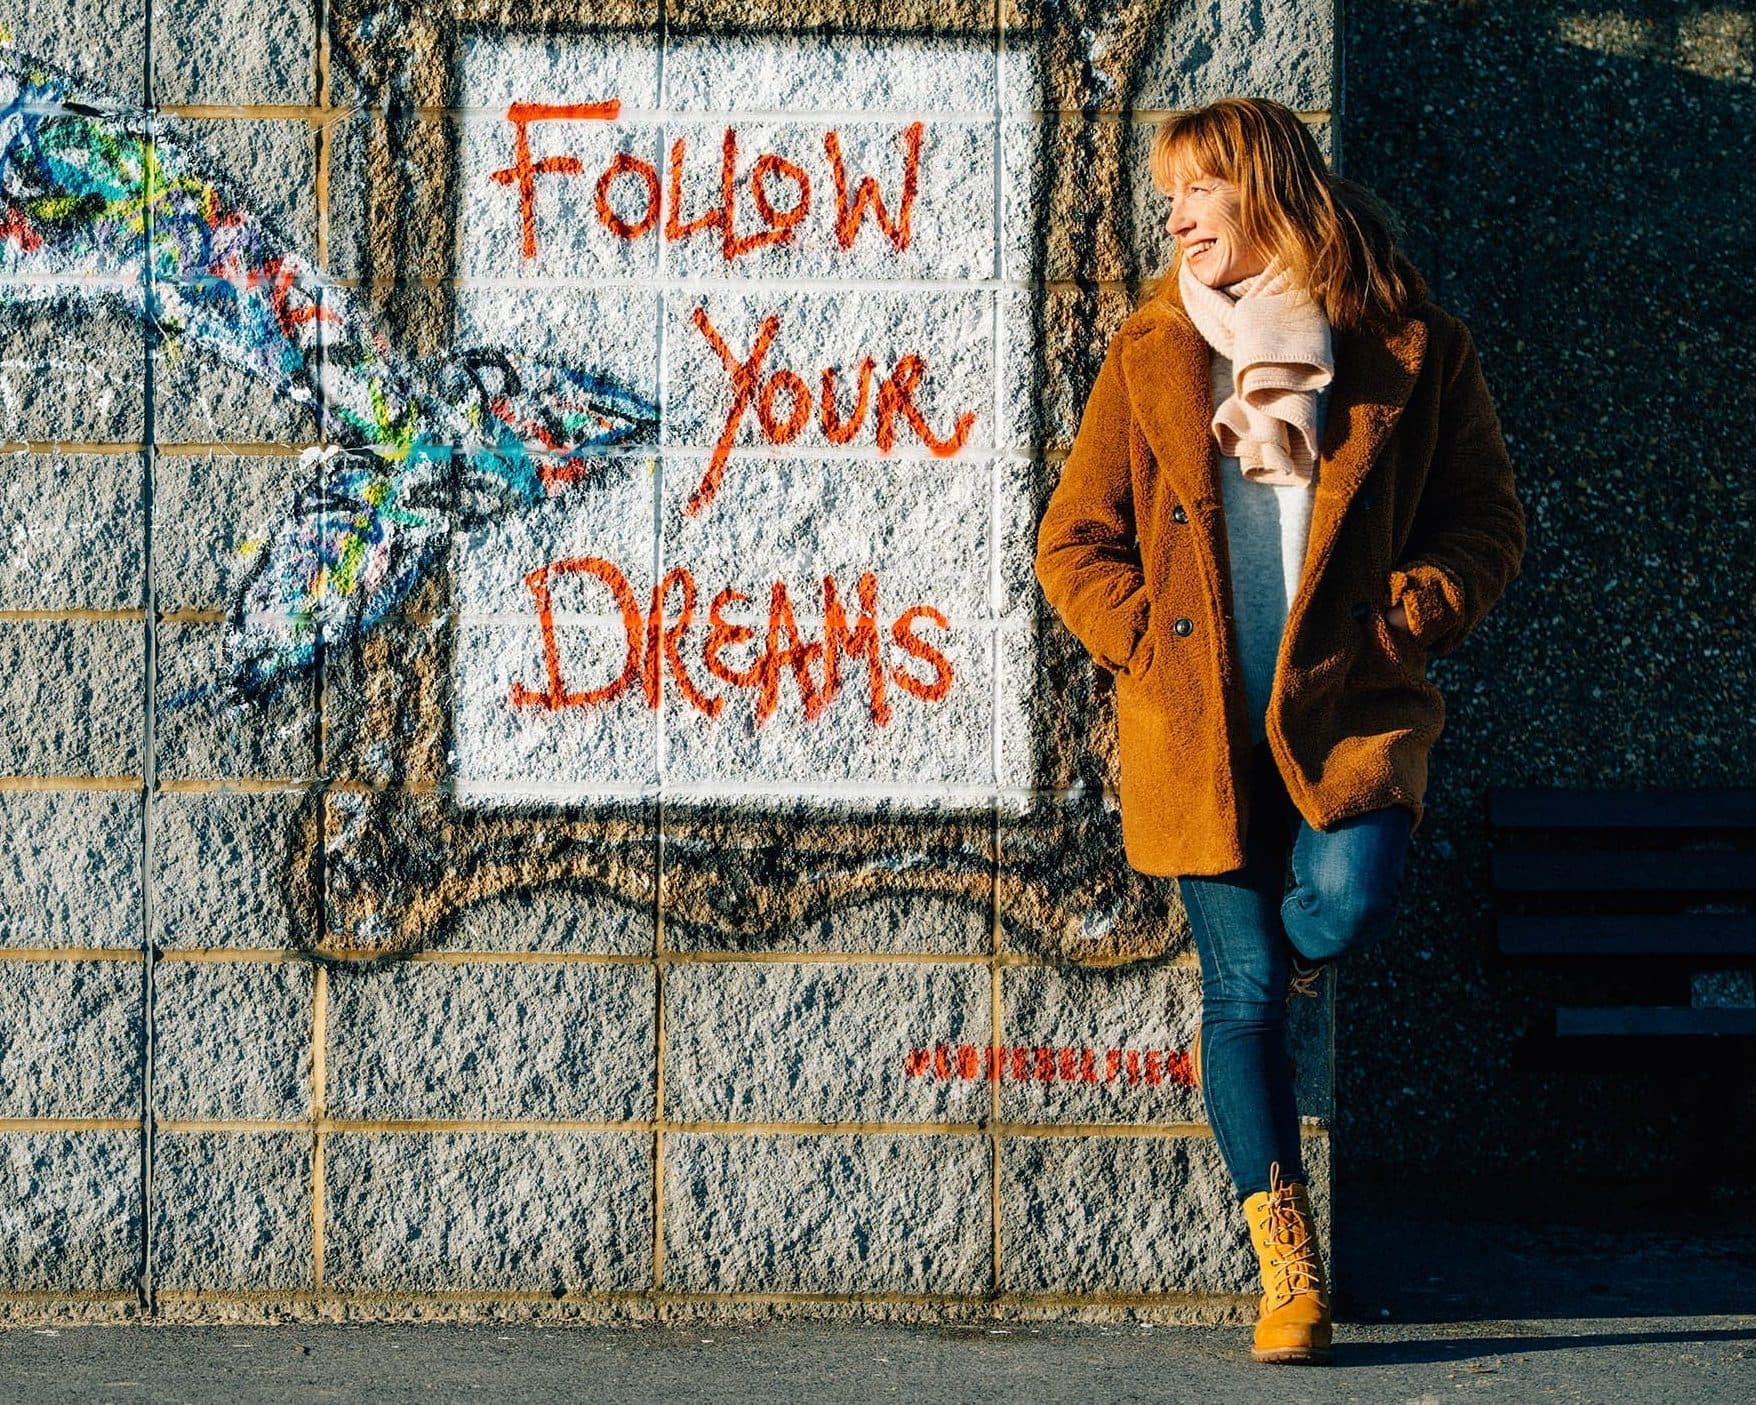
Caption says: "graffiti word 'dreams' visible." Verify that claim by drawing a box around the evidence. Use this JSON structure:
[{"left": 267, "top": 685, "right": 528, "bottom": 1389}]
[
  {"left": 491, "top": 102, "right": 924, "bottom": 264},
  {"left": 511, "top": 559, "right": 953, "bottom": 727}
]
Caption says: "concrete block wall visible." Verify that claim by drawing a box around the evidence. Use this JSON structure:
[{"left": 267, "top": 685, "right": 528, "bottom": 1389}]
[{"left": 0, "top": 1, "right": 1338, "bottom": 1321}]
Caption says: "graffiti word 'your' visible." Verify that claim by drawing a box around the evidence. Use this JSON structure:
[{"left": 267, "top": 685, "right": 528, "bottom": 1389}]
[
  {"left": 688, "top": 306, "right": 977, "bottom": 515},
  {"left": 510, "top": 557, "right": 954, "bottom": 727},
  {"left": 491, "top": 102, "right": 924, "bottom": 263}
]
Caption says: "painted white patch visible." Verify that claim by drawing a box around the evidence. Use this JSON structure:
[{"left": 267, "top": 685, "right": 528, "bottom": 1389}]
[{"left": 452, "top": 31, "right": 1043, "bottom": 808}]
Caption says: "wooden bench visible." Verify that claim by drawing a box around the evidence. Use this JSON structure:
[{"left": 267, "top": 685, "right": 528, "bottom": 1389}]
[{"left": 1487, "top": 786, "right": 1756, "bottom": 1073}]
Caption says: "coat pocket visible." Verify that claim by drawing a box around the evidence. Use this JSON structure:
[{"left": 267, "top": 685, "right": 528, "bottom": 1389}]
[
  {"left": 1370, "top": 605, "right": 1430, "bottom": 678},
  {"left": 1120, "top": 598, "right": 1158, "bottom": 680}
]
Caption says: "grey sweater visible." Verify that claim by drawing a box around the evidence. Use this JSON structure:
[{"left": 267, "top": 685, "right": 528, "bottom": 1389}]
[{"left": 1210, "top": 350, "right": 1334, "bottom": 744}]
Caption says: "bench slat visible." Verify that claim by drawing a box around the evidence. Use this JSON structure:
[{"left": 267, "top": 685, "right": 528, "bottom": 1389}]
[
  {"left": 1492, "top": 849, "right": 1756, "bottom": 892},
  {"left": 1498, "top": 913, "right": 1756, "bottom": 956},
  {"left": 1555, "top": 1007, "right": 1756, "bottom": 1037},
  {"left": 1490, "top": 787, "right": 1756, "bottom": 830}
]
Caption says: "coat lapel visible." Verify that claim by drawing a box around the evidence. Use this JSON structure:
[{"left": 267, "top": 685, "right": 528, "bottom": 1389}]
[{"left": 1120, "top": 277, "right": 1429, "bottom": 618}]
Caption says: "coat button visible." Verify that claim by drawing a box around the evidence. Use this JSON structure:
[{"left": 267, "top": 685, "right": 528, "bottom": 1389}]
[
  {"left": 1171, "top": 504, "right": 1188, "bottom": 524},
  {"left": 1350, "top": 600, "right": 1369, "bottom": 621},
  {"left": 1173, "top": 617, "right": 1194, "bottom": 637}
]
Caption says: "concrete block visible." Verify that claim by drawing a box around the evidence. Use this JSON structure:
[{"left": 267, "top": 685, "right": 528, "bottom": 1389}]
[
  {"left": 992, "top": 621, "right": 1038, "bottom": 795},
  {"left": 450, "top": 284, "right": 661, "bottom": 417},
  {"left": 1001, "top": 117, "right": 1133, "bottom": 284},
  {"left": 152, "top": 453, "right": 315, "bottom": 613},
  {"left": 1133, "top": 0, "right": 1334, "bottom": 112},
  {"left": 660, "top": 813, "right": 993, "bottom": 955},
  {"left": 325, "top": 113, "right": 455, "bottom": 282},
  {"left": 663, "top": 961, "right": 990, "bottom": 1124},
  {"left": 157, "top": 117, "right": 318, "bottom": 255},
  {"left": 661, "top": 290, "right": 993, "bottom": 457},
  {"left": 663, "top": 1132, "right": 990, "bottom": 1294},
  {"left": 0, "top": 453, "right": 143, "bottom": 610},
  {"left": 660, "top": 453, "right": 996, "bottom": 623},
  {"left": 660, "top": 119, "right": 995, "bottom": 283},
  {"left": 152, "top": 959, "right": 312, "bottom": 1121},
  {"left": 0, "top": 621, "right": 144, "bottom": 777},
  {"left": 459, "top": 23, "right": 660, "bottom": 110},
  {"left": 661, "top": 620, "right": 994, "bottom": 794},
  {"left": 665, "top": 29, "right": 995, "bottom": 112},
  {"left": 670, "top": 0, "right": 991, "bottom": 29},
  {"left": 998, "top": 796, "right": 1179, "bottom": 967},
  {"left": 314, "top": 788, "right": 657, "bottom": 960},
  {"left": 150, "top": 337, "right": 320, "bottom": 446},
  {"left": 0, "top": 0, "right": 146, "bottom": 100},
  {"left": 0, "top": 790, "right": 141, "bottom": 950},
  {"left": 998, "top": 962, "right": 1203, "bottom": 1126},
  {"left": 151, "top": 789, "right": 305, "bottom": 950},
  {"left": 458, "top": 116, "right": 664, "bottom": 283},
  {"left": 1000, "top": 283, "right": 1133, "bottom": 455},
  {"left": 316, "top": 600, "right": 452, "bottom": 793},
  {"left": 154, "top": 622, "right": 319, "bottom": 781},
  {"left": 151, "top": 1131, "right": 312, "bottom": 1290},
  {"left": 0, "top": 1131, "right": 140, "bottom": 1290},
  {"left": 1001, "top": 1133, "right": 1332, "bottom": 1295},
  {"left": 0, "top": 298, "right": 145, "bottom": 442},
  {"left": 1001, "top": 0, "right": 1332, "bottom": 112},
  {"left": 324, "top": 1131, "right": 653, "bottom": 1291},
  {"left": 450, "top": 452, "right": 657, "bottom": 619},
  {"left": 995, "top": 456, "right": 1044, "bottom": 623},
  {"left": 996, "top": 611, "right": 1123, "bottom": 797},
  {"left": 324, "top": 961, "right": 654, "bottom": 1122},
  {"left": 151, "top": 0, "right": 316, "bottom": 105},
  {"left": 450, "top": 618, "right": 661, "bottom": 793},
  {"left": 0, "top": 958, "right": 141, "bottom": 1117},
  {"left": 667, "top": 891, "right": 991, "bottom": 958},
  {"left": 438, "top": 872, "right": 656, "bottom": 956}
]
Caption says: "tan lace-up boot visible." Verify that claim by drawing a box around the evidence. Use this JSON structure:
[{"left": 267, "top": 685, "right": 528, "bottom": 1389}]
[{"left": 1241, "top": 1161, "right": 1333, "bottom": 1364}]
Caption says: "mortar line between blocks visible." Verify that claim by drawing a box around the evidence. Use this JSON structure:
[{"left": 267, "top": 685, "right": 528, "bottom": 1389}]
[
  {"left": 311, "top": 964, "right": 328, "bottom": 1289},
  {"left": 653, "top": 0, "right": 670, "bottom": 1306},
  {"left": 315, "top": 0, "right": 331, "bottom": 272},
  {"left": 0, "top": 777, "right": 144, "bottom": 791},
  {"left": 139, "top": 1117, "right": 1274, "bottom": 1140},
  {"left": 138, "top": 4, "right": 159, "bottom": 1321},
  {"left": 0, "top": 1118, "right": 141, "bottom": 1133},
  {"left": 133, "top": 1286, "right": 1258, "bottom": 1312},
  {"left": 989, "top": 811, "right": 1004, "bottom": 1296},
  {"left": 148, "top": 101, "right": 1328, "bottom": 123}
]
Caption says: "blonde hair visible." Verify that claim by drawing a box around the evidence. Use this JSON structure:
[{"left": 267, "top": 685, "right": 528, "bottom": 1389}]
[{"left": 1149, "top": 97, "right": 1426, "bottom": 333}]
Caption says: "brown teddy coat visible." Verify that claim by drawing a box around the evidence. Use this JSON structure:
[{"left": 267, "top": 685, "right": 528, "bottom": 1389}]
[{"left": 1035, "top": 269, "right": 1526, "bottom": 876}]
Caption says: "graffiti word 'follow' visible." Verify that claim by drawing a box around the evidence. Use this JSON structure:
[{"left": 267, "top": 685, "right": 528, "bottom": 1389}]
[
  {"left": 490, "top": 102, "right": 924, "bottom": 263},
  {"left": 689, "top": 306, "right": 977, "bottom": 515},
  {"left": 905, "top": 1044, "right": 1198, "bottom": 1090},
  {"left": 510, "top": 559, "right": 953, "bottom": 727}
]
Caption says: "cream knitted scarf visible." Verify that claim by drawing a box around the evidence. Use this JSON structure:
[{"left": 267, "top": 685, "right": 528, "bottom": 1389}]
[{"left": 1177, "top": 253, "right": 1335, "bottom": 486}]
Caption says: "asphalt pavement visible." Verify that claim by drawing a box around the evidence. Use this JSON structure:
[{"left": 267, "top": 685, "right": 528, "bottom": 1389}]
[{"left": 4, "top": 1174, "right": 1753, "bottom": 1404}]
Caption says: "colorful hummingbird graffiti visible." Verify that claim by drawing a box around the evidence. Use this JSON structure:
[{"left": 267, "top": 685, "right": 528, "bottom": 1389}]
[{"left": 0, "top": 41, "right": 659, "bottom": 708}]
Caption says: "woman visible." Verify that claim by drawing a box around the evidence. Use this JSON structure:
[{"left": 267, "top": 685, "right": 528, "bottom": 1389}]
[{"left": 1034, "top": 98, "right": 1526, "bottom": 1365}]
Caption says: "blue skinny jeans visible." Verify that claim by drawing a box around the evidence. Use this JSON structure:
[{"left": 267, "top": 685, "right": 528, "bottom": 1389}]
[{"left": 1177, "top": 739, "right": 1414, "bottom": 1202}]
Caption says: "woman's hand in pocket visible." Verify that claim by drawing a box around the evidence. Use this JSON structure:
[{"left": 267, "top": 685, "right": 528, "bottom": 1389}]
[{"left": 1384, "top": 600, "right": 1415, "bottom": 639}]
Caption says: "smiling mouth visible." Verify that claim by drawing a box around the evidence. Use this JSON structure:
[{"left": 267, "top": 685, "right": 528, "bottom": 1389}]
[{"left": 1188, "top": 239, "right": 1217, "bottom": 259}]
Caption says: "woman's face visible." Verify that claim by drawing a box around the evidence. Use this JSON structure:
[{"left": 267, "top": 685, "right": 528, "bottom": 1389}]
[{"left": 1164, "top": 171, "right": 1269, "bottom": 287}]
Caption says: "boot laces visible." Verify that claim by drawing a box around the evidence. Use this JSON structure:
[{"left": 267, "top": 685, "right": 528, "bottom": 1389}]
[
  {"left": 1286, "top": 955, "right": 1327, "bottom": 1003},
  {"left": 1261, "top": 1162, "right": 1325, "bottom": 1301}
]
